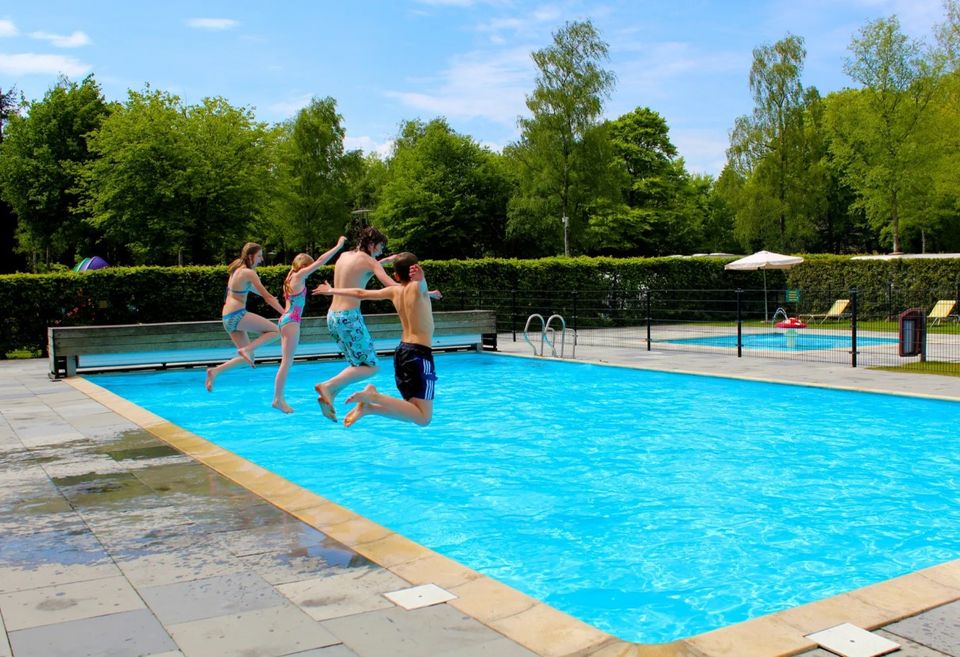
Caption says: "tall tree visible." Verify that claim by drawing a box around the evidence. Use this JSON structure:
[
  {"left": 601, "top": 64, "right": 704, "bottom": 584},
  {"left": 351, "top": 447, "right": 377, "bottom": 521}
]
[
  {"left": 376, "top": 118, "right": 511, "bottom": 259},
  {"left": 0, "top": 76, "right": 109, "bottom": 269},
  {"left": 269, "top": 97, "right": 358, "bottom": 256},
  {"left": 509, "top": 20, "right": 616, "bottom": 256},
  {"left": 81, "top": 88, "right": 274, "bottom": 264},
  {"left": 726, "top": 34, "right": 812, "bottom": 251},
  {"left": 0, "top": 86, "right": 25, "bottom": 272},
  {"left": 831, "top": 16, "right": 942, "bottom": 253}
]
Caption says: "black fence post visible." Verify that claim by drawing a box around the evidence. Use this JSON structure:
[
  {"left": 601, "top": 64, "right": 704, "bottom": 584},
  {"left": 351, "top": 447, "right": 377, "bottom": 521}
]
[
  {"left": 511, "top": 288, "right": 517, "bottom": 342},
  {"left": 736, "top": 288, "right": 743, "bottom": 358},
  {"left": 572, "top": 290, "right": 578, "bottom": 333},
  {"left": 645, "top": 287, "right": 652, "bottom": 351},
  {"left": 850, "top": 287, "right": 858, "bottom": 368}
]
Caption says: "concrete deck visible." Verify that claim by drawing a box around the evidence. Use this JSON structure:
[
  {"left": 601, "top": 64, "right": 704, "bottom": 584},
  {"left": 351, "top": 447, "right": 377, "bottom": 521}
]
[{"left": 2, "top": 340, "right": 960, "bottom": 657}]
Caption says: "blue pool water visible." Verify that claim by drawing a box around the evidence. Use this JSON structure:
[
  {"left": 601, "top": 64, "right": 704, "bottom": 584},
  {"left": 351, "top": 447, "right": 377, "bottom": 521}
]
[
  {"left": 88, "top": 353, "right": 960, "bottom": 643},
  {"left": 667, "top": 331, "right": 897, "bottom": 351}
]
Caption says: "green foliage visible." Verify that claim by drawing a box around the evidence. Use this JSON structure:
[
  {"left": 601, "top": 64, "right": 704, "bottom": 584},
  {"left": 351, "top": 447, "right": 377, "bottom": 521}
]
[
  {"left": 79, "top": 89, "right": 276, "bottom": 265},
  {"left": 0, "top": 76, "right": 110, "bottom": 267},
  {"left": 267, "top": 97, "right": 358, "bottom": 257},
  {"left": 376, "top": 119, "right": 512, "bottom": 259},
  {"left": 726, "top": 35, "right": 828, "bottom": 252},
  {"left": 509, "top": 20, "right": 617, "bottom": 256},
  {"left": 593, "top": 107, "right": 732, "bottom": 256},
  {"left": 831, "top": 17, "right": 944, "bottom": 253}
]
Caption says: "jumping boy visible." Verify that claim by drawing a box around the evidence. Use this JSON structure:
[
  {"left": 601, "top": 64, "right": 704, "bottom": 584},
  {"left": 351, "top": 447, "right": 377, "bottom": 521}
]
[
  {"left": 311, "top": 227, "right": 399, "bottom": 422},
  {"left": 313, "top": 252, "right": 436, "bottom": 427}
]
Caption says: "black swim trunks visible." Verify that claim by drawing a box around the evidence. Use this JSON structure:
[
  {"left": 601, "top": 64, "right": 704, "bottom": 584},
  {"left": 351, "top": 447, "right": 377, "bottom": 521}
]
[{"left": 393, "top": 342, "right": 437, "bottom": 401}]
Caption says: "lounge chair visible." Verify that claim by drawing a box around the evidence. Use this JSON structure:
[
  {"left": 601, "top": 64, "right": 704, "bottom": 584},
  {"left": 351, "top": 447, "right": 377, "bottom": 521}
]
[
  {"left": 805, "top": 299, "right": 850, "bottom": 325},
  {"left": 928, "top": 300, "right": 958, "bottom": 325}
]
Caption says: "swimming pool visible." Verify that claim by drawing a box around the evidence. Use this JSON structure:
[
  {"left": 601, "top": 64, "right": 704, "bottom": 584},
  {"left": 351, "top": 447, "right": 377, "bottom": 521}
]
[
  {"left": 88, "top": 353, "right": 960, "bottom": 643},
  {"left": 666, "top": 331, "right": 897, "bottom": 351}
]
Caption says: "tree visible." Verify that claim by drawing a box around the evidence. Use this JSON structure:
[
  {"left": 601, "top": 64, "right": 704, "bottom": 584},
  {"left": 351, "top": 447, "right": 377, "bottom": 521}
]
[
  {"left": 509, "top": 20, "right": 616, "bottom": 256},
  {"left": 832, "top": 16, "right": 943, "bottom": 253},
  {"left": 0, "top": 76, "right": 109, "bottom": 269},
  {"left": 588, "top": 107, "right": 690, "bottom": 256},
  {"left": 81, "top": 88, "right": 274, "bottom": 264},
  {"left": 0, "top": 86, "right": 25, "bottom": 272},
  {"left": 269, "top": 97, "right": 358, "bottom": 257},
  {"left": 726, "top": 35, "right": 814, "bottom": 251},
  {"left": 376, "top": 118, "right": 512, "bottom": 259}
]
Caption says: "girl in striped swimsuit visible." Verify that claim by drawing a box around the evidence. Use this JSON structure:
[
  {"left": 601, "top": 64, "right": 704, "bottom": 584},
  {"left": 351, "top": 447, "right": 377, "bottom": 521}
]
[{"left": 272, "top": 236, "right": 347, "bottom": 413}]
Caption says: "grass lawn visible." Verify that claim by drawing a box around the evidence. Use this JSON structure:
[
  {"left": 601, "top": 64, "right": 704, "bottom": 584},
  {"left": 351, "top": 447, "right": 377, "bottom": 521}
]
[{"left": 869, "top": 361, "right": 960, "bottom": 377}]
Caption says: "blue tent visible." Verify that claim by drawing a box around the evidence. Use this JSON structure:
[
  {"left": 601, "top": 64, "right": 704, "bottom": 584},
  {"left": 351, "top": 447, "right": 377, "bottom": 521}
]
[{"left": 73, "top": 256, "right": 109, "bottom": 272}]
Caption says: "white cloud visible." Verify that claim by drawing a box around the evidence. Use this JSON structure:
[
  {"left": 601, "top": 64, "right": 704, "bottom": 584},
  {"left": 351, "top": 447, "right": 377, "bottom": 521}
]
[
  {"left": 415, "top": 0, "right": 476, "bottom": 6},
  {"left": 344, "top": 134, "right": 394, "bottom": 158},
  {"left": 29, "top": 30, "right": 91, "bottom": 48},
  {"left": 615, "top": 41, "right": 747, "bottom": 101},
  {"left": 670, "top": 128, "right": 730, "bottom": 176},
  {"left": 0, "top": 52, "right": 91, "bottom": 77},
  {"left": 267, "top": 94, "right": 313, "bottom": 119},
  {"left": 185, "top": 18, "right": 239, "bottom": 30},
  {"left": 0, "top": 19, "right": 17, "bottom": 37},
  {"left": 385, "top": 46, "right": 534, "bottom": 126}
]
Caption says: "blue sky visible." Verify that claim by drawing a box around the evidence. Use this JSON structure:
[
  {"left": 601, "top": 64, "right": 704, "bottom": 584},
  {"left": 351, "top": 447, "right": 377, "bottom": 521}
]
[{"left": 0, "top": 0, "right": 948, "bottom": 176}]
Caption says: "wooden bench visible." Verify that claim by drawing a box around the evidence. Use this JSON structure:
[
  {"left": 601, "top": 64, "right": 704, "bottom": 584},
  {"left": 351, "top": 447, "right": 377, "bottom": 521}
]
[{"left": 48, "top": 310, "right": 498, "bottom": 378}]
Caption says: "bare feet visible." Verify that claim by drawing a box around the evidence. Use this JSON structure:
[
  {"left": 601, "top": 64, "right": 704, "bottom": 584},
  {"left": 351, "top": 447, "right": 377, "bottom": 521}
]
[
  {"left": 272, "top": 399, "right": 294, "bottom": 414},
  {"left": 345, "top": 384, "right": 377, "bottom": 405},
  {"left": 344, "top": 402, "right": 367, "bottom": 427},
  {"left": 238, "top": 347, "right": 255, "bottom": 367},
  {"left": 343, "top": 384, "right": 377, "bottom": 428},
  {"left": 205, "top": 368, "right": 216, "bottom": 392},
  {"left": 314, "top": 383, "right": 337, "bottom": 423}
]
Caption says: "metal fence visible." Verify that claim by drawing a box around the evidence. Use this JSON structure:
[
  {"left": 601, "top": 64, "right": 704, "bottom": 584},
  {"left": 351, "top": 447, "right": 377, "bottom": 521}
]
[{"left": 432, "top": 286, "right": 960, "bottom": 374}]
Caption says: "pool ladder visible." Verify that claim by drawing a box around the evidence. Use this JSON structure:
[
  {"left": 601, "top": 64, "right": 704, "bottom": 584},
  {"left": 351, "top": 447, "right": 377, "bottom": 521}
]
[{"left": 523, "top": 314, "right": 577, "bottom": 358}]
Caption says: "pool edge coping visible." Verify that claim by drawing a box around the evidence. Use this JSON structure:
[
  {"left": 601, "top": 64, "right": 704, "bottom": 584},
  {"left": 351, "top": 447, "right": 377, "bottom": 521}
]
[{"left": 65, "top": 370, "right": 960, "bottom": 657}]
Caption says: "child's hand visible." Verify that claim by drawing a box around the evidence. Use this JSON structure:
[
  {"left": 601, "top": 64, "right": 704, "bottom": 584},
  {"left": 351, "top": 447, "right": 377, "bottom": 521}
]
[
  {"left": 409, "top": 264, "right": 424, "bottom": 281},
  {"left": 336, "top": 235, "right": 347, "bottom": 249},
  {"left": 428, "top": 289, "right": 442, "bottom": 300},
  {"left": 312, "top": 281, "right": 332, "bottom": 296}
]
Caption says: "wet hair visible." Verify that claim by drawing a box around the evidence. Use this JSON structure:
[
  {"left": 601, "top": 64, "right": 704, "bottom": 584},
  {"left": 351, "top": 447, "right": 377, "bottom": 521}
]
[
  {"left": 357, "top": 227, "right": 387, "bottom": 255},
  {"left": 392, "top": 252, "right": 419, "bottom": 282},
  {"left": 284, "top": 253, "right": 314, "bottom": 295},
  {"left": 228, "top": 243, "right": 261, "bottom": 276}
]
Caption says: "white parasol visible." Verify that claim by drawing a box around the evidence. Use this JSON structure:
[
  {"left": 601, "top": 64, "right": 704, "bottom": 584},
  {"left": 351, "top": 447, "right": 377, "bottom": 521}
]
[{"left": 724, "top": 250, "right": 804, "bottom": 321}]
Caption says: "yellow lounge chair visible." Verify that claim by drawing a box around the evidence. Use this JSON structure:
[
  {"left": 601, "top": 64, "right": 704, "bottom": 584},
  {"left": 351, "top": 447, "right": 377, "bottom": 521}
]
[
  {"left": 928, "top": 300, "right": 958, "bottom": 325},
  {"left": 805, "top": 298, "right": 850, "bottom": 325}
]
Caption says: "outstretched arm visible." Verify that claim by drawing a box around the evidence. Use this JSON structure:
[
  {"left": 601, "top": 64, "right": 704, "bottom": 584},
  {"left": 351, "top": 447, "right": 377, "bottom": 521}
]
[
  {"left": 249, "top": 273, "right": 286, "bottom": 315},
  {"left": 313, "top": 281, "right": 397, "bottom": 301},
  {"left": 371, "top": 255, "right": 401, "bottom": 288},
  {"left": 297, "top": 236, "right": 347, "bottom": 283}
]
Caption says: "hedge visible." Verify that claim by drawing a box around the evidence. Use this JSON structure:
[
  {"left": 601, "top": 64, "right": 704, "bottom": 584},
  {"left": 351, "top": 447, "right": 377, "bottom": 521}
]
[{"left": 3, "top": 255, "right": 959, "bottom": 357}]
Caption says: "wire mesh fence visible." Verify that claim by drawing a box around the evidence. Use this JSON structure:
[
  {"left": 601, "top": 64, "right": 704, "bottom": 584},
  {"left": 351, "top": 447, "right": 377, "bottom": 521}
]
[{"left": 432, "top": 286, "right": 960, "bottom": 374}]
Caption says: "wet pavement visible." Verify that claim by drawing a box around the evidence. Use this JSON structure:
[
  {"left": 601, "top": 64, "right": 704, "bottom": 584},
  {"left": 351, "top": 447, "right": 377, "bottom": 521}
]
[
  {"left": 0, "top": 358, "right": 538, "bottom": 657},
  {"left": 2, "top": 346, "right": 960, "bottom": 657}
]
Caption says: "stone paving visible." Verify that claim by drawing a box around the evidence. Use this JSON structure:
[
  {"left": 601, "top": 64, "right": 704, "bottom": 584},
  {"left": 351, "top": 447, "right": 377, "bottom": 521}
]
[
  {"left": 0, "top": 358, "right": 537, "bottom": 657},
  {"left": 2, "top": 344, "right": 960, "bottom": 657}
]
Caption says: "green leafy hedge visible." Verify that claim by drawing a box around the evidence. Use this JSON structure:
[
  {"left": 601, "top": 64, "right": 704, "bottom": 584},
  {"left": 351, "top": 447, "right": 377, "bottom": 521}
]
[{"left": 3, "top": 255, "right": 959, "bottom": 357}]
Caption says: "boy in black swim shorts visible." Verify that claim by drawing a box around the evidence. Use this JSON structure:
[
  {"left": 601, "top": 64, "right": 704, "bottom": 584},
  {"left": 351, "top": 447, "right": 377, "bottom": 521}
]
[{"left": 313, "top": 252, "right": 437, "bottom": 426}]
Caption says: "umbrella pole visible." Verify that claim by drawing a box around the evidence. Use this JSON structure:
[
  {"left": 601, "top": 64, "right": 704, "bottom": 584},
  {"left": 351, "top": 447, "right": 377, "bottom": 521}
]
[{"left": 763, "top": 269, "right": 768, "bottom": 322}]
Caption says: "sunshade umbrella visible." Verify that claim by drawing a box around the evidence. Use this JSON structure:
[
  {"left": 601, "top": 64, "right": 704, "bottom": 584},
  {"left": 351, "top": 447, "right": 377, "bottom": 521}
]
[{"left": 724, "top": 250, "right": 804, "bottom": 321}]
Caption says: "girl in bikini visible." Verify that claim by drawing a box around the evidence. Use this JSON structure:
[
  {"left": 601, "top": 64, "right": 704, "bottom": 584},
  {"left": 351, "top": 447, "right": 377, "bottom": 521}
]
[
  {"left": 206, "top": 243, "right": 285, "bottom": 392},
  {"left": 272, "top": 236, "right": 347, "bottom": 413}
]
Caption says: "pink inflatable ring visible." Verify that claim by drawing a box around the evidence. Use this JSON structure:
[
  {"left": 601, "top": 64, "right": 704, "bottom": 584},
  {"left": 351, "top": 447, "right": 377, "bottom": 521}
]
[{"left": 775, "top": 317, "right": 807, "bottom": 329}]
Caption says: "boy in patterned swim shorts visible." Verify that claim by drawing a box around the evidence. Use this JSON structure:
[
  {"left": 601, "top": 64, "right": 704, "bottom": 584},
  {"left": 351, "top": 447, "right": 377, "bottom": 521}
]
[{"left": 314, "top": 253, "right": 437, "bottom": 427}]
